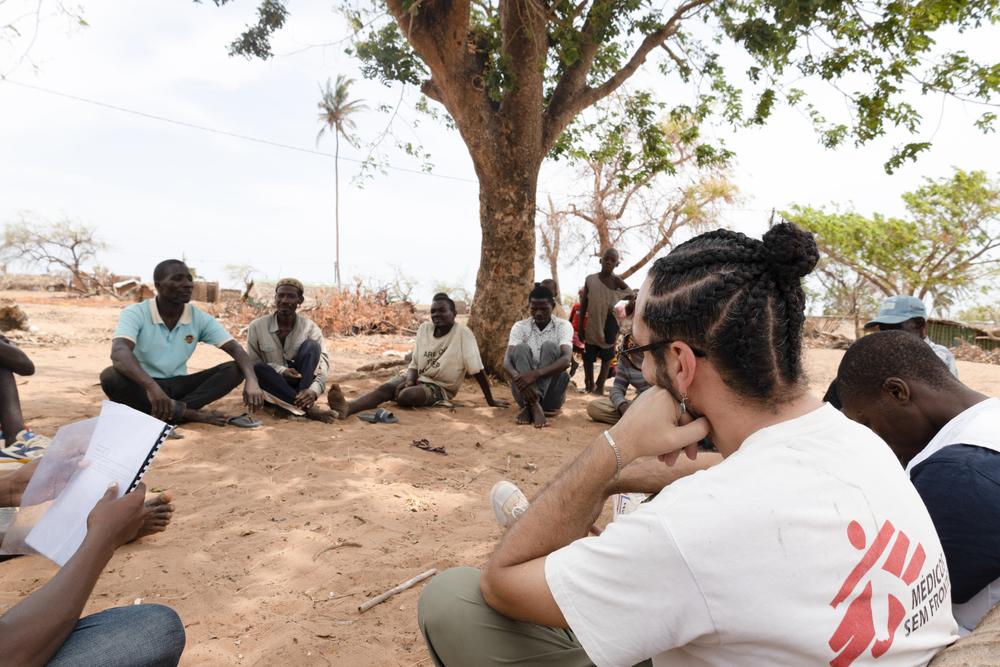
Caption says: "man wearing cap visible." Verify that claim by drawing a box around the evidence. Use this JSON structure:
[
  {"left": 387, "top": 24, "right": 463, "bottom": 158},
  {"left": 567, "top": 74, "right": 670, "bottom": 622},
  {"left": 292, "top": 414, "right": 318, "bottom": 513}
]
[
  {"left": 246, "top": 278, "right": 337, "bottom": 423},
  {"left": 864, "top": 295, "right": 958, "bottom": 376},
  {"left": 101, "top": 259, "right": 265, "bottom": 425}
]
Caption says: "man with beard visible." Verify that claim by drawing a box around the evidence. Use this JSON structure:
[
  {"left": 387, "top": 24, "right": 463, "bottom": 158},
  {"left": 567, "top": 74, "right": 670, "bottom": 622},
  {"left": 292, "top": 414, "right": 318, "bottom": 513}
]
[{"left": 246, "top": 278, "right": 337, "bottom": 423}]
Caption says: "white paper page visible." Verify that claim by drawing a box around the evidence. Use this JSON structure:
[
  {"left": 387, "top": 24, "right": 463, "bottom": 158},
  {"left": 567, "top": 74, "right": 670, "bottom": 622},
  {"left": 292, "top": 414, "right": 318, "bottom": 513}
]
[{"left": 25, "top": 401, "right": 169, "bottom": 566}]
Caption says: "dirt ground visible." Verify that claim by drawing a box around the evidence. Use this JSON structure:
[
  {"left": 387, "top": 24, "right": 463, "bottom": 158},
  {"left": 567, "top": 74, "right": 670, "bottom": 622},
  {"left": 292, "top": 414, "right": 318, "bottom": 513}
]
[{"left": 1, "top": 292, "right": 999, "bottom": 666}]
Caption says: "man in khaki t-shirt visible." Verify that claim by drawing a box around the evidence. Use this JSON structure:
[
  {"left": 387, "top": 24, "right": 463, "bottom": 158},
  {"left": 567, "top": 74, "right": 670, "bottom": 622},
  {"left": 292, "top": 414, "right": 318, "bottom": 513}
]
[{"left": 329, "top": 293, "right": 508, "bottom": 418}]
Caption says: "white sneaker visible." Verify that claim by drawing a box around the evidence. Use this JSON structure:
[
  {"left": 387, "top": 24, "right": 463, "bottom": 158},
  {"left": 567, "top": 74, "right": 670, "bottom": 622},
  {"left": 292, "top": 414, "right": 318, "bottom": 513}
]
[{"left": 490, "top": 480, "right": 529, "bottom": 527}]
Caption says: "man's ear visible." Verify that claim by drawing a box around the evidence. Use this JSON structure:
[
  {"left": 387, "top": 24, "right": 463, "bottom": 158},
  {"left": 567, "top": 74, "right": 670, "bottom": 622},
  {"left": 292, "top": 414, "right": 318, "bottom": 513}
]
[
  {"left": 672, "top": 342, "right": 699, "bottom": 396},
  {"left": 882, "top": 377, "right": 911, "bottom": 404}
]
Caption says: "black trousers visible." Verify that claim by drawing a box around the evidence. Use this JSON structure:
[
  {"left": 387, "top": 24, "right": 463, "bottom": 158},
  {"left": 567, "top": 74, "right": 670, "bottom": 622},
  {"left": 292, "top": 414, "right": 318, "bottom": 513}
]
[
  {"left": 252, "top": 339, "right": 322, "bottom": 403},
  {"left": 100, "top": 362, "right": 243, "bottom": 422}
]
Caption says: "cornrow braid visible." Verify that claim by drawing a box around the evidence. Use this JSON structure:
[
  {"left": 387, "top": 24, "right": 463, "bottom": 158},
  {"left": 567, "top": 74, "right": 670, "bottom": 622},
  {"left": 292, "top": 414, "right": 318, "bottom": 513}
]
[{"left": 643, "top": 221, "right": 819, "bottom": 402}]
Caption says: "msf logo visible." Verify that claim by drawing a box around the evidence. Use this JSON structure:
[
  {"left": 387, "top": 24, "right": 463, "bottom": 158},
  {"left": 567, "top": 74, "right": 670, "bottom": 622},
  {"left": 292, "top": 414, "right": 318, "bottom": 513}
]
[{"left": 828, "top": 520, "right": 925, "bottom": 667}]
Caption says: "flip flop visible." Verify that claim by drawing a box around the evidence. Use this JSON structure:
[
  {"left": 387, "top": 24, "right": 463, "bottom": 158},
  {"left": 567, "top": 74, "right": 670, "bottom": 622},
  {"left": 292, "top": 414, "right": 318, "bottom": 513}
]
[
  {"left": 357, "top": 408, "right": 399, "bottom": 424},
  {"left": 228, "top": 414, "right": 262, "bottom": 428}
]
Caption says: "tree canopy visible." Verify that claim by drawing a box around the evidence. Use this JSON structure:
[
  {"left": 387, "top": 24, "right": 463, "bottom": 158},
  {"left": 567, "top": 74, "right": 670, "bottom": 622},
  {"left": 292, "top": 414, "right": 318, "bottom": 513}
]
[
  {"left": 784, "top": 168, "right": 1000, "bottom": 311},
  {"left": 206, "top": 0, "right": 1000, "bottom": 370}
]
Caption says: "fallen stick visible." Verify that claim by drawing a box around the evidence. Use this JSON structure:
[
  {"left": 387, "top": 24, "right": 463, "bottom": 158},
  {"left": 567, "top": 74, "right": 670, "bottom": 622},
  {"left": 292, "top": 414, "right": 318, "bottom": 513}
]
[
  {"left": 312, "top": 541, "right": 362, "bottom": 561},
  {"left": 358, "top": 568, "right": 437, "bottom": 613}
]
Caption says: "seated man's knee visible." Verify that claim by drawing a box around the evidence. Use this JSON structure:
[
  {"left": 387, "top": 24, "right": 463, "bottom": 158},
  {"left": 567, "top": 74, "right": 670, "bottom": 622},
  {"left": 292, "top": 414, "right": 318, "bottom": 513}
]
[
  {"left": 395, "top": 386, "right": 425, "bottom": 408},
  {"left": 298, "top": 338, "right": 320, "bottom": 355},
  {"left": 99, "top": 366, "right": 127, "bottom": 394},
  {"left": 136, "top": 604, "right": 186, "bottom": 662},
  {"left": 539, "top": 341, "right": 560, "bottom": 360},
  {"left": 252, "top": 361, "right": 272, "bottom": 377},
  {"left": 418, "top": 567, "right": 483, "bottom": 633},
  {"left": 218, "top": 361, "right": 242, "bottom": 380}
]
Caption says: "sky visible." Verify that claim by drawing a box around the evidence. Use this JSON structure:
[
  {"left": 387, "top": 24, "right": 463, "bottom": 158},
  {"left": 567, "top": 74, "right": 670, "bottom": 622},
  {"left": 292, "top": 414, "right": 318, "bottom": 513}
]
[{"left": 1, "top": 0, "right": 998, "bottom": 313}]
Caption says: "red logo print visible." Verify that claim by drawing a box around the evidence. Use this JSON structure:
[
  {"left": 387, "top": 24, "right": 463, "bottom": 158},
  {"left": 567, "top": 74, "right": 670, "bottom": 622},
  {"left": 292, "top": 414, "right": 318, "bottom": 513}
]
[{"left": 828, "top": 520, "right": 925, "bottom": 667}]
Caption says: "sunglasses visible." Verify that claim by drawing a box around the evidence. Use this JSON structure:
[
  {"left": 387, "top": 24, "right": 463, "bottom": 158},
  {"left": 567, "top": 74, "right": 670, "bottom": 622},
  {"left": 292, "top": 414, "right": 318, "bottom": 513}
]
[{"left": 621, "top": 339, "right": 707, "bottom": 361}]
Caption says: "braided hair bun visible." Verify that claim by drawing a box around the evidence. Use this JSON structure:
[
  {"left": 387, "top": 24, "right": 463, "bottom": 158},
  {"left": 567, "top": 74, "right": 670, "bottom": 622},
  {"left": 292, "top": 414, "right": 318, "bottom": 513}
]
[{"left": 761, "top": 222, "right": 819, "bottom": 281}]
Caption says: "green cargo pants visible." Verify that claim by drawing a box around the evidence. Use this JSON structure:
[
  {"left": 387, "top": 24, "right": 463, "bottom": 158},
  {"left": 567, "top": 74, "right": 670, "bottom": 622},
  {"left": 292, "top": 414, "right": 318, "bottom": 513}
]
[{"left": 417, "top": 567, "right": 653, "bottom": 667}]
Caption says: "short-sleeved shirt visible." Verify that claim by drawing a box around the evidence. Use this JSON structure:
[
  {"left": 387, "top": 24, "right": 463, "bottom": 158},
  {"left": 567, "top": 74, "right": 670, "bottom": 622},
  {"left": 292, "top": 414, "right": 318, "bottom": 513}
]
[
  {"left": 507, "top": 316, "right": 573, "bottom": 364},
  {"left": 407, "top": 322, "right": 484, "bottom": 399},
  {"left": 113, "top": 299, "right": 233, "bottom": 378},
  {"left": 545, "top": 404, "right": 958, "bottom": 666}
]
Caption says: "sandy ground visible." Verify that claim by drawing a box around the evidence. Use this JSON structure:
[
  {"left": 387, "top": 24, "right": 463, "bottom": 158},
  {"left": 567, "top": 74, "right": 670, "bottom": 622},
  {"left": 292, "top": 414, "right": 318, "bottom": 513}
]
[{"left": 1, "top": 292, "right": 999, "bottom": 666}]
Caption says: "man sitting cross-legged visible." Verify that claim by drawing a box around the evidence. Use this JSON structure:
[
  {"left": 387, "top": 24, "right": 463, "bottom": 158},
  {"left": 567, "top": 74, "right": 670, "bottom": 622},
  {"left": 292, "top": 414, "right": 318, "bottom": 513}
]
[
  {"left": 328, "top": 293, "right": 507, "bottom": 418},
  {"left": 100, "top": 259, "right": 264, "bottom": 426},
  {"left": 837, "top": 330, "right": 1000, "bottom": 634},
  {"left": 247, "top": 278, "right": 337, "bottom": 423},
  {"left": 504, "top": 285, "right": 572, "bottom": 428},
  {"left": 586, "top": 328, "right": 650, "bottom": 426},
  {"left": 0, "top": 335, "right": 50, "bottom": 464},
  {"left": 0, "top": 462, "right": 182, "bottom": 666}
]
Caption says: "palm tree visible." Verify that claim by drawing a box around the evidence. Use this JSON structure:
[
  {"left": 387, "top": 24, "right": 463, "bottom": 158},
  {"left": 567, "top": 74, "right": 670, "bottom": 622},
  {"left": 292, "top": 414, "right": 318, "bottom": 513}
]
[{"left": 316, "top": 75, "right": 367, "bottom": 289}]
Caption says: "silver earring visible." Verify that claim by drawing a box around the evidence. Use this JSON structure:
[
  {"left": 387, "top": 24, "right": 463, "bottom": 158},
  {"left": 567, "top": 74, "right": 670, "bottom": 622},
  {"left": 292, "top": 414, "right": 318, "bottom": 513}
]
[{"left": 679, "top": 396, "right": 688, "bottom": 414}]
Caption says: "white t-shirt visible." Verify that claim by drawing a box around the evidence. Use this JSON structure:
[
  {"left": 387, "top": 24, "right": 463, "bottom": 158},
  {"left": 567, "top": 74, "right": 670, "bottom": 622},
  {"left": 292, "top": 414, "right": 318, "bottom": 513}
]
[
  {"left": 407, "top": 322, "right": 484, "bottom": 399},
  {"left": 545, "top": 404, "right": 958, "bottom": 667},
  {"left": 507, "top": 316, "right": 573, "bottom": 364}
]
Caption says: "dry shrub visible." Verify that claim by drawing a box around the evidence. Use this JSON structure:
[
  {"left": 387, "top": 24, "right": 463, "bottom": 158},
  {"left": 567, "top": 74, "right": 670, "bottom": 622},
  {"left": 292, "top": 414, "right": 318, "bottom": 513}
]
[
  {"left": 952, "top": 340, "right": 1000, "bottom": 366},
  {"left": 208, "top": 285, "right": 418, "bottom": 338}
]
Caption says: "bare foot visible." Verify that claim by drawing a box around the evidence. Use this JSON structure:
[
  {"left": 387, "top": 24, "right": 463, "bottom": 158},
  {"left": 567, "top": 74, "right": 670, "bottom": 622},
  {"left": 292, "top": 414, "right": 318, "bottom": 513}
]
[
  {"left": 305, "top": 405, "right": 338, "bottom": 424},
  {"left": 133, "top": 491, "right": 174, "bottom": 541},
  {"left": 516, "top": 406, "right": 533, "bottom": 425},
  {"left": 530, "top": 402, "right": 549, "bottom": 429},
  {"left": 327, "top": 384, "right": 349, "bottom": 420},
  {"left": 182, "top": 409, "right": 228, "bottom": 426}
]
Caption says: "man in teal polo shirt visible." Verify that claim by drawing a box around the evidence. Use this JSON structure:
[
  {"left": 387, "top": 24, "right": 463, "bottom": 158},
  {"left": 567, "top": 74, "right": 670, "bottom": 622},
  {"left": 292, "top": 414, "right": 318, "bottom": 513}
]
[{"left": 100, "top": 259, "right": 264, "bottom": 425}]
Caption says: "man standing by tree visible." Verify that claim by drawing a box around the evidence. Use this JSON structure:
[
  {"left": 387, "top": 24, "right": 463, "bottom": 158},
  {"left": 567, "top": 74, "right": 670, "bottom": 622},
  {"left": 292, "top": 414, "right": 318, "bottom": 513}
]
[
  {"left": 100, "top": 259, "right": 265, "bottom": 425},
  {"left": 578, "top": 248, "right": 634, "bottom": 395},
  {"left": 246, "top": 278, "right": 337, "bottom": 423},
  {"left": 505, "top": 285, "right": 573, "bottom": 428}
]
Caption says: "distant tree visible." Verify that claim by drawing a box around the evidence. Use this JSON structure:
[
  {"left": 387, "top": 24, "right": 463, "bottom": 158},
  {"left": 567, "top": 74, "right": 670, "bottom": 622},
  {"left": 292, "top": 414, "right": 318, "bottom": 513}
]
[
  {"left": 554, "top": 98, "right": 736, "bottom": 279},
  {"left": 1, "top": 213, "right": 109, "bottom": 295},
  {"left": 1, "top": 1, "right": 87, "bottom": 74},
  {"left": 211, "top": 0, "right": 1000, "bottom": 370},
  {"left": 224, "top": 263, "right": 258, "bottom": 301},
  {"left": 813, "top": 263, "right": 882, "bottom": 338},
  {"left": 431, "top": 280, "right": 473, "bottom": 305},
  {"left": 785, "top": 169, "right": 1000, "bottom": 312},
  {"left": 537, "top": 196, "right": 569, "bottom": 298},
  {"left": 958, "top": 303, "right": 1000, "bottom": 325},
  {"left": 317, "top": 75, "right": 368, "bottom": 290}
]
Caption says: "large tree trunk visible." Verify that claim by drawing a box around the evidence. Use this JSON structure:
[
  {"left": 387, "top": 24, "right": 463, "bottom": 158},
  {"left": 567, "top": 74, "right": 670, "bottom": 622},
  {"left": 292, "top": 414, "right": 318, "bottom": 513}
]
[{"left": 468, "top": 164, "right": 541, "bottom": 374}]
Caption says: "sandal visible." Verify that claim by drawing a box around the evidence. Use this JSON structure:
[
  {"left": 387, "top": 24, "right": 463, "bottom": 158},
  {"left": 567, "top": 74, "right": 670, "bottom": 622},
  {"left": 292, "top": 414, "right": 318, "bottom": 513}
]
[{"left": 357, "top": 407, "right": 399, "bottom": 424}]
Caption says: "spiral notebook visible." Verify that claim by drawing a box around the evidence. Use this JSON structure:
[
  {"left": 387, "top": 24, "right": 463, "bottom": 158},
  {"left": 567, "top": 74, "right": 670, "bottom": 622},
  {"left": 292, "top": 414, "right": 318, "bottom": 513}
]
[{"left": 25, "top": 401, "right": 173, "bottom": 566}]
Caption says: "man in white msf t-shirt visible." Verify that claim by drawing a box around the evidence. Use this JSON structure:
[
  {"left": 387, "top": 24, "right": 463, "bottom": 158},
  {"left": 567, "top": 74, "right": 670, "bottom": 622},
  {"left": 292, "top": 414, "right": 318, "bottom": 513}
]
[{"left": 417, "top": 224, "right": 957, "bottom": 666}]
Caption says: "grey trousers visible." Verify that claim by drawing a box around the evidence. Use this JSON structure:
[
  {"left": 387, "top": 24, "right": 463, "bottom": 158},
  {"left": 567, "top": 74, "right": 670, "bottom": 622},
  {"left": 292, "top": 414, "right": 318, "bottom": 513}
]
[
  {"left": 510, "top": 342, "right": 570, "bottom": 411},
  {"left": 417, "top": 567, "right": 651, "bottom": 667}
]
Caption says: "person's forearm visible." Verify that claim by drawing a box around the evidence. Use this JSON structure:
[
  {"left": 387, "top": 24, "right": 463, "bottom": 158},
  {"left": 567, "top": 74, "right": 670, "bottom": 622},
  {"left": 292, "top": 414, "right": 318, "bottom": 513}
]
[
  {"left": 111, "top": 346, "right": 157, "bottom": 390},
  {"left": 487, "top": 435, "right": 616, "bottom": 570},
  {"left": 0, "top": 535, "right": 114, "bottom": 666},
  {"left": 605, "top": 453, "right": 723, "bottom": 496},
  {"left": 609, "top": 377, "right": 627, "bottom": 408},
  {"left": 475, "top": 371, "right": 495, "bottom": 402}
]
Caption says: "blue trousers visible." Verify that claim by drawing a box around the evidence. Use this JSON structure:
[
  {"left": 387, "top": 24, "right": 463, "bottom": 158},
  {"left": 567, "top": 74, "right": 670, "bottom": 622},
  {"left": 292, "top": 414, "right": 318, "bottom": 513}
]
[
  {"left": 47, "top": 604, "right": 185, "bottom": 666},
  {"left": 252, "top": 338, "right": 322, "bottom": 403}
]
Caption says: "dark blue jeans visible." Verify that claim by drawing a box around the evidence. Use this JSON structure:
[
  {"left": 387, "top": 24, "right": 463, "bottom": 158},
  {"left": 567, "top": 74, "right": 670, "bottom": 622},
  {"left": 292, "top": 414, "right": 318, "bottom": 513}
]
[
  {"left": 253, "top": 338, "right": 321, "bottom": 403},
  {"left": 47, "top": 604, "right": 185, "bottom": 666}
]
